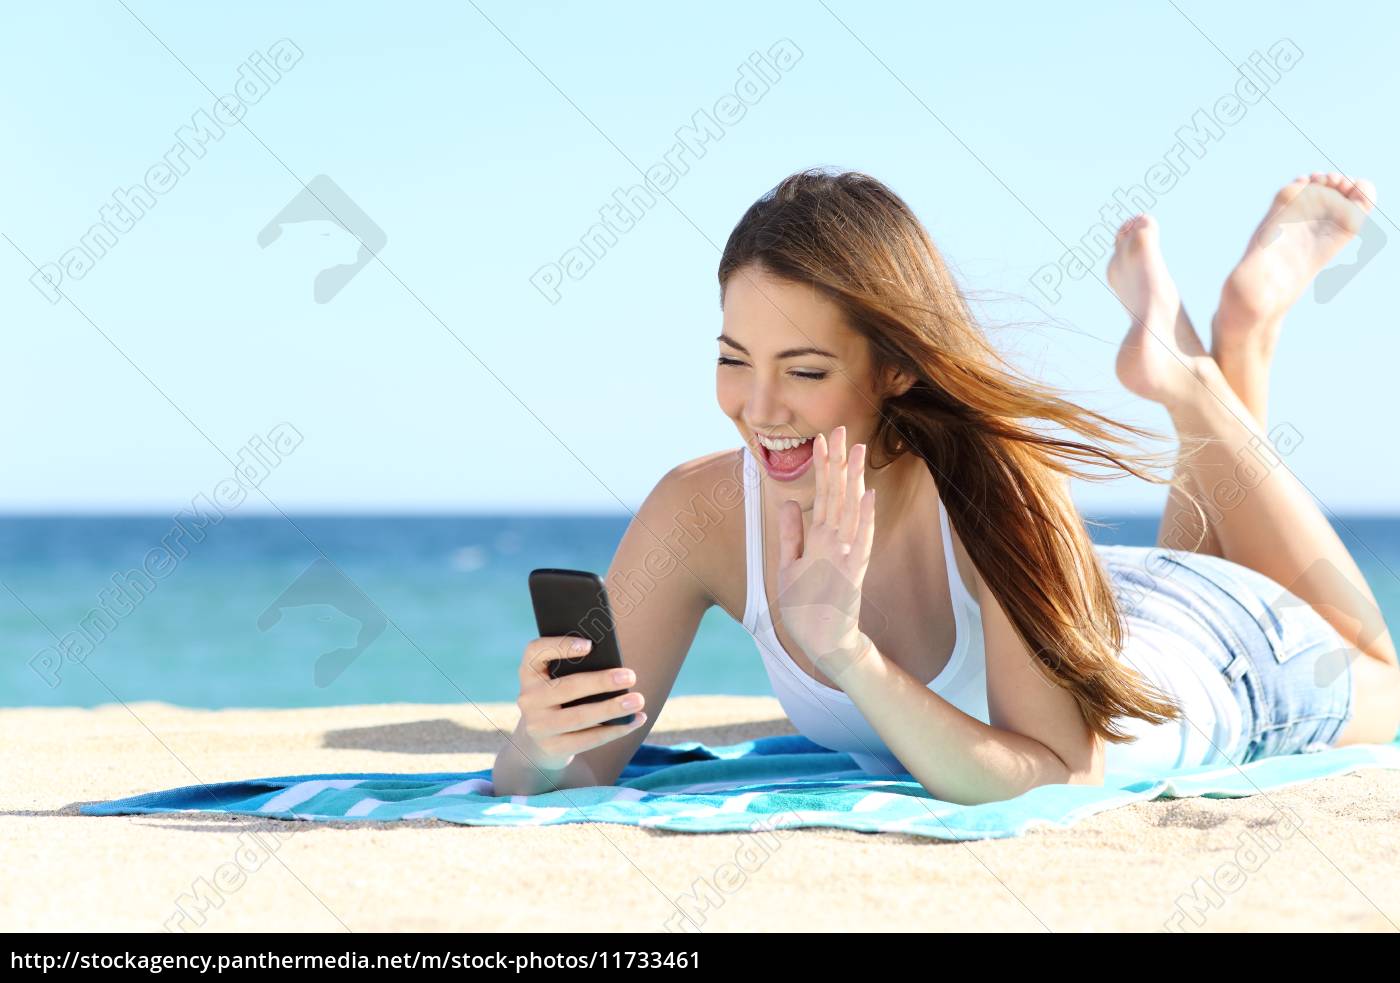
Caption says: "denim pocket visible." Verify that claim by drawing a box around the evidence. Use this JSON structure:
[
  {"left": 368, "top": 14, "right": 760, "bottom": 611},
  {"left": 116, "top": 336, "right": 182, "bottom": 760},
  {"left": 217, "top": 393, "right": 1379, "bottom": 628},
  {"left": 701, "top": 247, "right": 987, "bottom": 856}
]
[
  {"left": 1153, "top": 551, "right": 1289, "bottom": 658},
  {"left": 1261, "top": 594, "right": 1329, "bottom": 665}
]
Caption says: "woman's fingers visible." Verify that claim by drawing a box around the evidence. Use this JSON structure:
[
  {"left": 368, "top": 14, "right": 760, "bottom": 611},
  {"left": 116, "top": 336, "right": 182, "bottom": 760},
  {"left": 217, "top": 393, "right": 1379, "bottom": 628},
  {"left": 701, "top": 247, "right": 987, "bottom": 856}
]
[
  {"left": 824, "top": 426, "right": 847, "bottom": 526},
  {"left": 807, "top": 427, "right": 878, "bottom": 545},
  {"left": 811, "top": 427, "right": 870, "bottom": 541},
  {"left": 852, "top": 483, "right": 876, "bottom": 578},
  {"left": 839, "top": 442, "right": 866, "bottom": 542}
]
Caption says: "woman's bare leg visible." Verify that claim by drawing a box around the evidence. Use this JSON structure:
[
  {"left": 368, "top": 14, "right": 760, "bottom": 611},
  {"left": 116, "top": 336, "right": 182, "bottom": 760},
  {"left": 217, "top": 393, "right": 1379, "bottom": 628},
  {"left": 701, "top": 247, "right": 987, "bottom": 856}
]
[
  {"left": 1157, "top": 472, "right": 1223, "bottom": 557},
  {"left": 1106, "top": 217, "right": 1225, "bottom": 557},
  {"left": 1210, "top": 172, "right": 1377, "bottom": 425},
  {"left": 1163, "top": 367, "right": 1399, "bottom": 746},
  {"left": 1141, "top": 174, "right": 1378, "bottom": 563},
  {"left": 1105, "top": 210, "right": 1395, "bottom": 667},
  {"left": 1105, "top": 206, "right": 1399, "bottom": 745}
]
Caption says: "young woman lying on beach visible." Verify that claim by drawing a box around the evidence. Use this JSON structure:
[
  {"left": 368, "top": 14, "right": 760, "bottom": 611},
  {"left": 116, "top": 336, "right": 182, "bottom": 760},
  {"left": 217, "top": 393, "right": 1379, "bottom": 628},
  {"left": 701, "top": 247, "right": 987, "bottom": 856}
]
[{"left": 493, "top": 167, "right": 1400, "bottom": 805}]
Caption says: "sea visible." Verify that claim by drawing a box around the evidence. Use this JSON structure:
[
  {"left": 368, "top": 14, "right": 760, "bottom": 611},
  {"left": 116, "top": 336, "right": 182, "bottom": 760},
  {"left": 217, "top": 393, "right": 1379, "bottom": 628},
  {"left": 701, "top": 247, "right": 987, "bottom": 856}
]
[{"left": 3, "top": 515, "right": 1398, "bottom": 708}]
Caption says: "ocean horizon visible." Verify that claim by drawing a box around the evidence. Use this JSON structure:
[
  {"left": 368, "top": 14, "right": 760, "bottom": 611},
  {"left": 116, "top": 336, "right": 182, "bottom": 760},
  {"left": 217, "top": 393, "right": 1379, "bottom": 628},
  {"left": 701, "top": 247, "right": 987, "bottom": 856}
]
[{"left": 5, "top": 513, "right": 1398, "bottom": 709}]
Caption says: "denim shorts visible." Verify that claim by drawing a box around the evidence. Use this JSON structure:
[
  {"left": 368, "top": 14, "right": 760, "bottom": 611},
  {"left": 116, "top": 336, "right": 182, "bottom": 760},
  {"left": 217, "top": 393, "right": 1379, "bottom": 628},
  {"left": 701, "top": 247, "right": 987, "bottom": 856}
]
[{"left": 1094, "top": 544, "right": 1357, "bottom": 764}]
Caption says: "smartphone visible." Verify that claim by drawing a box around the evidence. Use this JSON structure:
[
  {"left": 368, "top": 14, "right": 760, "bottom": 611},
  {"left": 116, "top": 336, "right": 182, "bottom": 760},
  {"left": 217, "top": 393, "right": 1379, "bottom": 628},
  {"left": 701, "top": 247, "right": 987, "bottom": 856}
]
[{"left": 527, "top": 568, "right": 634, "bottom": 726}]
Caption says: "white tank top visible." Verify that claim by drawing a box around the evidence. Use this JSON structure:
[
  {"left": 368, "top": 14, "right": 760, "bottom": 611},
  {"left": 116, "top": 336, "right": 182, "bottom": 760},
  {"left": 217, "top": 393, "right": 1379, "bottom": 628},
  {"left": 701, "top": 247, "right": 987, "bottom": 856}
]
[{"left": 739, "top": 445, "right": 1243, "bottom": 778}]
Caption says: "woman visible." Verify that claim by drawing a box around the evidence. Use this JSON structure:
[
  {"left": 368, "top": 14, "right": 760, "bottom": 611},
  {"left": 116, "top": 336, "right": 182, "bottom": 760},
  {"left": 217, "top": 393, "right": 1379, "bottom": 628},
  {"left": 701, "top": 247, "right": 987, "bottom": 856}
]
[{"left": 493, "top": 168, "right": 1400, "bottom": 805}]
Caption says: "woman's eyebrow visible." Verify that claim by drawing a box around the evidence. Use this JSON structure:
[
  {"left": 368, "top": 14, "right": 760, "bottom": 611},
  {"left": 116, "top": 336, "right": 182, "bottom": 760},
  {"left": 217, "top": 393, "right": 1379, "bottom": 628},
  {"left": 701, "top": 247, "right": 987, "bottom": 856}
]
[{"left": 716, "top": 334, "right": 838, "bottom": 359}]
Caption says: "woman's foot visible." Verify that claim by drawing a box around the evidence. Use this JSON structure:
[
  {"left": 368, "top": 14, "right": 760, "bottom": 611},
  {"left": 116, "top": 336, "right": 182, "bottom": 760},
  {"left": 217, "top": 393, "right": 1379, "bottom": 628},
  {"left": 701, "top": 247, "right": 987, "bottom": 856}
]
[
  {"left": 1213, "top": 173, "right": 1377, "bottom": 368},
  {"left": 1106, "top": 214, "right": 1213, "bottom": 408}
]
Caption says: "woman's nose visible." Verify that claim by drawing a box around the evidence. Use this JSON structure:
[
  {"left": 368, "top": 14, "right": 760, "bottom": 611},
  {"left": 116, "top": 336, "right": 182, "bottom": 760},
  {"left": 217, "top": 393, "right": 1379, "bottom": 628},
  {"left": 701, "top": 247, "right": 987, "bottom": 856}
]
[{"left": 746, "top": 377, "right": 783, "bottom": 423}]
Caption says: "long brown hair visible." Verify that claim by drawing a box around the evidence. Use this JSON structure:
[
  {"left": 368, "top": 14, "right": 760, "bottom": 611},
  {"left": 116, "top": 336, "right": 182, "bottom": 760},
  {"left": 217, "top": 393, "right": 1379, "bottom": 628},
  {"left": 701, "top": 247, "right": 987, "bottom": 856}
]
[{"left": 717, "top": 166, "right": 1198, "bottom": 744}]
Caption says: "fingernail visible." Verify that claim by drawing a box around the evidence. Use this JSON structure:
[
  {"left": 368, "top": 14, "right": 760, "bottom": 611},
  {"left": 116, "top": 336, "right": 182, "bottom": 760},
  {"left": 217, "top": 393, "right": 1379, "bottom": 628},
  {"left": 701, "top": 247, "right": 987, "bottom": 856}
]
[
  {"left": 572, "top": 638, "right": 590, "bottom": 653},
  {"left": 613, "top": 669, "right": 632, "bottom": 684}
]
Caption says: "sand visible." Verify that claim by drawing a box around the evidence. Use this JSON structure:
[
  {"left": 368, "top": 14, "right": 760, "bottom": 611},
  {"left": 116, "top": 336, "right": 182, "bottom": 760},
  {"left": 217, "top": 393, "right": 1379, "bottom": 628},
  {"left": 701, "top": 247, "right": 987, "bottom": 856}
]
[{"left": 1, "top": 697, "right": 1396, "bottom": 933}]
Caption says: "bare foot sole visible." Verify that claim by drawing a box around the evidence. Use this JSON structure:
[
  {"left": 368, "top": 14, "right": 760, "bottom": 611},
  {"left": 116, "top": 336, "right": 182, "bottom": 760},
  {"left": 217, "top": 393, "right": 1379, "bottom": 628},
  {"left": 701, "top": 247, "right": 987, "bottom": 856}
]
[
  {"left": 1212, "top": 172, "right": 1378, "bottom": 366},
  {"left": 1105, "top": 214, "right": 1213, "bottom": 407}
]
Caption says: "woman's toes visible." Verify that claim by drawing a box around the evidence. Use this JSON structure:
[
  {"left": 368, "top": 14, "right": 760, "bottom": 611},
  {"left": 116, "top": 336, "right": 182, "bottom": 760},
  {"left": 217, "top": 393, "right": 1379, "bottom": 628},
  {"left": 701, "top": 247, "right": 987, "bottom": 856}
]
[
  {"left": 1117, "top": 213, "right": 1147, "bottom": 239},
  {"left": 1216, "top": 173, "right": 1377, "bottom": 342},
  {"left": 1273, "top": 177, "right": 1308, "bottom": 209},
  {"left": 1350, "top": 177, "right": 1378, "bottom": 210}
]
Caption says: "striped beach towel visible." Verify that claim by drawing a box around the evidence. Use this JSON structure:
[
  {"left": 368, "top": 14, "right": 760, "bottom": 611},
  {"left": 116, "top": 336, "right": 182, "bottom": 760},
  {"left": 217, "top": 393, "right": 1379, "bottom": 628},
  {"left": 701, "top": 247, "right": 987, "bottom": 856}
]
[{"left": 81, "top": 732, "right": 1400, "bottom": 840}]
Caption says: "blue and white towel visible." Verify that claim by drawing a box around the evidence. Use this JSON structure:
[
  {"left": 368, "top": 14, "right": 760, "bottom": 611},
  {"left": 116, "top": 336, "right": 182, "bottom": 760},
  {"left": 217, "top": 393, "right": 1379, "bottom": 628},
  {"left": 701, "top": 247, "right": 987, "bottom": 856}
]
[{"left": 81, "top": 732, "right": 1400, "bottom": 841}]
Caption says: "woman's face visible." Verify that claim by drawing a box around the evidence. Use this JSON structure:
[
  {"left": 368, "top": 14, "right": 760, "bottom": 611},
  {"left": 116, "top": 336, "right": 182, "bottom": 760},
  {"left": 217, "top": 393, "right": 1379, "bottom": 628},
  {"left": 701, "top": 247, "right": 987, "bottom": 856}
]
[{"left": 717, "top": 265, "right": 894, "bottom": 508}]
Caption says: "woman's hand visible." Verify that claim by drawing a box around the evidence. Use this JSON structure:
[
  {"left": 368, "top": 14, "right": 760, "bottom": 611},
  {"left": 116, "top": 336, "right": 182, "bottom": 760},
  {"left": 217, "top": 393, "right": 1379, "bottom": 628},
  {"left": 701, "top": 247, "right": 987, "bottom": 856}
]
[
  {"left": 775, "top": 425, "right": 879, "bottom": 688},
  {"left": 514, "top": 635, "right": 647, "bottom": 772}
]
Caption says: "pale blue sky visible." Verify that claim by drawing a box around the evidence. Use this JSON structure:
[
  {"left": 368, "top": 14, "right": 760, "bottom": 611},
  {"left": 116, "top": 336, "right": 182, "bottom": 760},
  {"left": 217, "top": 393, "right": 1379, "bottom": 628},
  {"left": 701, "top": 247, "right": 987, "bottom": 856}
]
[{"left": 4, "top": 1, "right": 1398, "bottom": 515}]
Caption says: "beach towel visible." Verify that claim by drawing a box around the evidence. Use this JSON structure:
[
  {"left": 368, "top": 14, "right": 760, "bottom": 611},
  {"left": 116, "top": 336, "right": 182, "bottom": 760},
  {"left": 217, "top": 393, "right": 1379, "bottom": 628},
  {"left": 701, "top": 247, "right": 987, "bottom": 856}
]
[{"left": 80, "top": 732, "right": 1400, "bottom": 841}]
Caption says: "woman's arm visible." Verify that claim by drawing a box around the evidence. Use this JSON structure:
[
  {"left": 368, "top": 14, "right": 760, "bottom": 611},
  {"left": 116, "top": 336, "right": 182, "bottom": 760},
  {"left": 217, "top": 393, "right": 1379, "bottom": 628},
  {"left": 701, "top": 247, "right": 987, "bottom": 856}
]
[
  {"left": 780, "top": 428, "right": 1102, "bottom": 804},
  {"left": 491, "top": 721, "right": 602, "bottom": 797},
  {"left": 490, "top": 458, "right": 719, "bottom": 796},
  {"left": 835, "top": 569, "right": 1104, "bottom": 805}
]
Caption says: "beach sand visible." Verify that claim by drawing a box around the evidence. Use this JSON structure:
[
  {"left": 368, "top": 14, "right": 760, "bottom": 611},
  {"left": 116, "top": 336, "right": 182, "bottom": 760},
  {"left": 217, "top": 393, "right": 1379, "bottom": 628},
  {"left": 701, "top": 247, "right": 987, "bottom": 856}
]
[{"left": 2, "top": 697, "right": 1396, "bottom": 933}]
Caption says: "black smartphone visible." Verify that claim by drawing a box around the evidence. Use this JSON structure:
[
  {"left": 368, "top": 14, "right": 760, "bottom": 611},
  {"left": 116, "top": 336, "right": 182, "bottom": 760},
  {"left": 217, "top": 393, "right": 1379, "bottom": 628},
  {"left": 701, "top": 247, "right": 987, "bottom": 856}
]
[{"left": 527, "top": 568, "right": 634, "bottom": 726}]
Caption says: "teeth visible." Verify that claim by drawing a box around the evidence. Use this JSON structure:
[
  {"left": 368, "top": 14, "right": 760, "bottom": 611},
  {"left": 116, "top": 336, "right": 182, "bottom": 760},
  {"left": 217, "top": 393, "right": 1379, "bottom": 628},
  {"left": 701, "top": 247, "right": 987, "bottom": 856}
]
[{"left": 756, "top": 434, "right": 813, "bottom": 452}]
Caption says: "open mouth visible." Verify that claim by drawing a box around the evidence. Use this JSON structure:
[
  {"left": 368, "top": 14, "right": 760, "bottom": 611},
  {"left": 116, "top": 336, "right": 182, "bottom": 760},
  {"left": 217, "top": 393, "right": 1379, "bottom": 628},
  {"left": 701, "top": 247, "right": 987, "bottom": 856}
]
[{"left": 756, "top": 435, "right": 815, "bottom": 481}]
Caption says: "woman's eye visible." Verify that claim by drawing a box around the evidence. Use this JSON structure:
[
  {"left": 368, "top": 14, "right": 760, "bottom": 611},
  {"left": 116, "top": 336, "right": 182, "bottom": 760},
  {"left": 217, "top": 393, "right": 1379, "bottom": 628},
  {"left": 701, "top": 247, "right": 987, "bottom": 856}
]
[{"left": 716, "top": 356, "right": 825, "bottom": 381}]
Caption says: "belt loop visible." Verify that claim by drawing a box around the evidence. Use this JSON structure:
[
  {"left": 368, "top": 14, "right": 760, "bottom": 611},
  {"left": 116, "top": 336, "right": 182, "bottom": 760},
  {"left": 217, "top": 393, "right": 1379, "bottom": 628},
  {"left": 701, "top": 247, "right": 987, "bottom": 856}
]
[{"left": 1223, "top": 651, "right": 1249, "bottom": 683}]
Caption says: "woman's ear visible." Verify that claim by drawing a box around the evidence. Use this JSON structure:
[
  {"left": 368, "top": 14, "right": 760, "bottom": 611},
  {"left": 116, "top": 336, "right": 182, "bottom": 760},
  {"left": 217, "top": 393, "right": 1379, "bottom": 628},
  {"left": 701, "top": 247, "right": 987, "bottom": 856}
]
[{"left": 881, "top": 366, "right": 916, "bottom": 399}]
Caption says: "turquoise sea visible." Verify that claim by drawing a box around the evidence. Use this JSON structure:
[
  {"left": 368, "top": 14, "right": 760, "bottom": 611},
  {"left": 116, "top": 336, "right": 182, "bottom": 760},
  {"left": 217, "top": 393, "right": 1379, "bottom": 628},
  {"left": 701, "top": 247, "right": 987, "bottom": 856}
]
[{"left": 3, "top": 515, "right": 1398, "bottom": 708}]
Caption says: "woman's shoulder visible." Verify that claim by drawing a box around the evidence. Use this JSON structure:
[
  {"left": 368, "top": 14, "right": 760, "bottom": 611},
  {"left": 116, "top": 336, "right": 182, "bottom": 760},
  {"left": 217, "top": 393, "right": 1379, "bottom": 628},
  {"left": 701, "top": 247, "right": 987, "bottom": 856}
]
[
  {"left": 661, "top": 447, "right": 747, "bottom": 492},
  {"left": 642, "top": 447, "right": 749, "bottom": 619},
  {"left": 651, "top": 447, "right": 749, "bottom": 541}
]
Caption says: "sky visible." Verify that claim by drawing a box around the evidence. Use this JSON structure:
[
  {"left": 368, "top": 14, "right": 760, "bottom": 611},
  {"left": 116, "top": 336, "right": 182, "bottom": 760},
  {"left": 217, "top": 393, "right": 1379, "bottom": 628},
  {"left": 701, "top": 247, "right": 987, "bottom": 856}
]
[{"left": 4, "top": 0, "right": 1398, "bottom": 516}]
